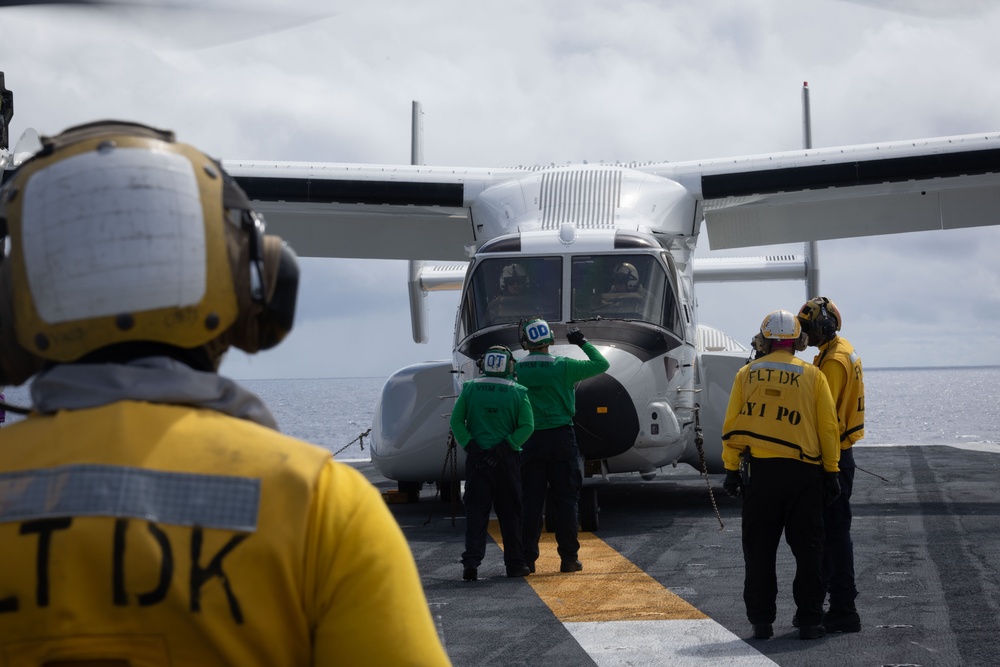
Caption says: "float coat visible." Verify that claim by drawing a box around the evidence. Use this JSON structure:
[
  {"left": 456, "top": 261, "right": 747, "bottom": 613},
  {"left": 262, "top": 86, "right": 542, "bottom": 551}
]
[
  {"left": 450, "top": 377, "right": 534, "bottom": 451},
  {"left": 515, "top": 342, "right": 610, "bottom": 429},
  {"left": 814, "top": 336, "right": 865, "bottom": 448},
  {"left": 721, "top": 349, "right": 840, "bottom": 473},
  {"left": 0, "top": 371, "right": 450, "bottom": 666}
]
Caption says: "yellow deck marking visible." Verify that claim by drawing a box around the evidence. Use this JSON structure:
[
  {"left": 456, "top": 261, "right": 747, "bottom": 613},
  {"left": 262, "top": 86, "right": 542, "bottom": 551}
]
[
  {"left": 485, "top": 520, "right": 777, "bottom": 665},
  {"left": 488, "top": 520, "right": 706, "bottom": 622}
]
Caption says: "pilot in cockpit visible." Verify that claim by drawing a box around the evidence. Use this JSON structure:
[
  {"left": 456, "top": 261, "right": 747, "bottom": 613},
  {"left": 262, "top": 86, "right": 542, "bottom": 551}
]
[
  {"left": 501, "top": 263, "right": 529, "bottom": 296},
  {"left": 597, "top": 262, "right": 648, "bottom": 315},
  {"left": 488, "top": 263, "right": 534, "bottom": 322}
]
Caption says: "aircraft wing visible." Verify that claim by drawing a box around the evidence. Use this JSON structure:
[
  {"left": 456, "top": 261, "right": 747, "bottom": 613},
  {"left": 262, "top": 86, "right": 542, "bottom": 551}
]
[
  {"left": 224, "top": 131, "right": 1000, "bottom": 260},
  {"left": 643, "top": 132, "right": 1000, "bottom": 250},
  {"left": 224, "top": 161, "right": 529, "bottom": 261}
]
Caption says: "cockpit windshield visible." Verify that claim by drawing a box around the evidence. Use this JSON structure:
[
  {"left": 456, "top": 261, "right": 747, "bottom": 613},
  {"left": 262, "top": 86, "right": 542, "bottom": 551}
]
[
  {"left": 459, "top": 252, "right": 679, "bottom": 339},
  {"left": 461, "top": 257, "right": 562, "bottom": 333},
  {"left": 571, "top": 254, "right": 678, "bottom": 329}
]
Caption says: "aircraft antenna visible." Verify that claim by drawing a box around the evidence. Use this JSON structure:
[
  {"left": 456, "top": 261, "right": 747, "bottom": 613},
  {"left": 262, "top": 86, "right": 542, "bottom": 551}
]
[
  {"left": 410, "top": 100, "right": 424, "bottom": 166},
  {"left": 408, "top": 100, "right": 428, "bottom": 343},
  {"left": 802, "top": 81, "right": 820, "bottom": 298}
]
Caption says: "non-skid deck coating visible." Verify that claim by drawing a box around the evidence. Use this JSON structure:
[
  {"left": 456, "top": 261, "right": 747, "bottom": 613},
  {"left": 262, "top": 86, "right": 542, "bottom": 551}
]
[
  {"left": 489, "top": 522, "right": 776, "bottom": 665},
  {"left": 353, "top": 443, "right": 1000, "bottom": 666}
]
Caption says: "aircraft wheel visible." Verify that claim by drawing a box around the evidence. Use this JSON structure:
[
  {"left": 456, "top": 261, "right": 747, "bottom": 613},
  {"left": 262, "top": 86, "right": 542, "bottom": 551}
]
[
  {"left": 398, "top": 481, "right": 422, "bottom": 503},
  {"left": 579, "top": 486, "right": 599, "bottom": 532}
]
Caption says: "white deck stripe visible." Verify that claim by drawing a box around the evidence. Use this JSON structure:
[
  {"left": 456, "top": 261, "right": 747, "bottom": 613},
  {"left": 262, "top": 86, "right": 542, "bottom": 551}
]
[
  {"left": 566, "top": 620, "right": 778, "bottom": 666},
  {"left": 489, "top": 521, "right": 777, "bottom": 665}
]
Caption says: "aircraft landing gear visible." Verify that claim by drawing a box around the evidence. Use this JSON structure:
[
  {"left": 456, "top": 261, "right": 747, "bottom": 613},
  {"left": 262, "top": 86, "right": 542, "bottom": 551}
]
[
  {"left": 579, "top": 486, "right": 600, "bottom": 532},
  {"left": 397, "top": 481, "right": 422, "bottom": 503}
]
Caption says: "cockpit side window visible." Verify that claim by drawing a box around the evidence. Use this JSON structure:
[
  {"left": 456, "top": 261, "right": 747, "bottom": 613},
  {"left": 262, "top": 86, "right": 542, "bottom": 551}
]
[
  {"left": 570, "top": 254, "right": 679, "bottom": 333},
  {"left": 460, "top": 257, "right": 562, "bottom": 335}
]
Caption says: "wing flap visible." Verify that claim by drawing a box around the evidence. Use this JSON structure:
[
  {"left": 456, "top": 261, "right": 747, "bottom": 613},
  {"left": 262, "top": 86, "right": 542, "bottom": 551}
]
[
  {"left": 649, "top": 132, "right": 1000, "bottom": 250},
  {"left": 251, "top": 201, "right": 474, "bottom": 260},
  {"left": 704, "top": 173, "right": 1000, "bottom": 249},
  {"left": 224, "top": 161, "right": 524, "bottom": 260}
]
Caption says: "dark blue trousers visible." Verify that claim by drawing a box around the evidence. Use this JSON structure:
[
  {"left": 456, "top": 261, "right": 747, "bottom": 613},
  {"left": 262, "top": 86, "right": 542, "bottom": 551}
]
[
  {"left": 741, "top": 457, "right": 826, "bottom": 626},
  {"left": 824, "top": 447, "right": 858, "bottom": 608},
  {"left": 462, "top": 446, "right": 525, "bottom": 569},
  {"left": 520, "top": 425, "right": 584, "bottom": 565}
]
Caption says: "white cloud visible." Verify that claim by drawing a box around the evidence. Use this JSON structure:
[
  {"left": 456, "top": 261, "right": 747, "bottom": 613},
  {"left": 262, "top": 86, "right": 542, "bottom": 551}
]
[{"left": 4, "top": 0, "right": 1000, "bottom": 379}]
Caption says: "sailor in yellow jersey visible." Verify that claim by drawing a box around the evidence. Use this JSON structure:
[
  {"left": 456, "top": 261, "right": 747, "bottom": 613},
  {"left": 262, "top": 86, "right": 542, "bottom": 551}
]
[
  {"left": 721, "top": 309, "right": 841, "bottom": 642},
  {"left": 0, "top": 122, "right": 451, "bottom": 666},
  {"left": 798, "top": 296, "right": 866, "bottom": 634}
]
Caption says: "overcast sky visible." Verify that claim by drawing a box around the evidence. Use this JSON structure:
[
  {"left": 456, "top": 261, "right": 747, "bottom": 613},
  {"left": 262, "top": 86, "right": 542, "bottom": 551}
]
[{"left": 4, "top": 0, "right": 1000, "bottom": 380}]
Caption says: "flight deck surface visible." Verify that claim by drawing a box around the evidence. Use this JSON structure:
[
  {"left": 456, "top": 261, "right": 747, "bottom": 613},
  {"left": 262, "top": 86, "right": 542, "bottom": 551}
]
[{"left": 354, "top": 443, "right": 1000, "bottom": 667}]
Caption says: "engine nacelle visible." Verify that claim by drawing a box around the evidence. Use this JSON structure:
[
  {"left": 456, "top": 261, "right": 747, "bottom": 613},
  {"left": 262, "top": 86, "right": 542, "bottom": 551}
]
[{"left": 371, "top": 360, "right": 460, "bottom": 482}]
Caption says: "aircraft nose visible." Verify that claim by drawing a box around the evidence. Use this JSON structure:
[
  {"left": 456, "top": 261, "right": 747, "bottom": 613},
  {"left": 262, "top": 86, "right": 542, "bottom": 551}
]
[{"left": 573, "top": 373, "right": 639, "bottom": 460}]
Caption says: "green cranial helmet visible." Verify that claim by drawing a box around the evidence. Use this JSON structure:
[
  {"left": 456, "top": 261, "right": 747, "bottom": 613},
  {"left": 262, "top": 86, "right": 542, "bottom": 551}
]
[
  {"left": 478, "top": 345, "right": 515, "bottom": 378},
  {"left": 519, "top": 318, "right": 554, "bottom": 350}
]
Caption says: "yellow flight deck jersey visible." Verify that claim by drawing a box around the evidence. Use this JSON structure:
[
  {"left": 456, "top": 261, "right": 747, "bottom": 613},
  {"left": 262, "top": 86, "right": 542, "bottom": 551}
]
[
  {"left": 0, "top": 401, "right": 452, "bottom": 666},
  {"left": 721, "top": 349, "right": 840, "bottom": 474},
  {"left": 814, "top": 336, "right": 865, "bottom": 449}
]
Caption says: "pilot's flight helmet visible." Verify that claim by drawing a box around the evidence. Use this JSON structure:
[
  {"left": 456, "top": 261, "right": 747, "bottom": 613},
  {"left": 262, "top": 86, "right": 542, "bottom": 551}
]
[
  {"left": 500, "top": 263, "right": 529, "bottom": 292},
  {"left": 477, "top": 345, "right": 515, "bottom": 378},
  {"left": 797, "top": 296, "right": 842, "bottom": 346},
  {"left": 519, "top": 317, "right": 554, "bottom": 350},
  {"left": 612, "top": 262, "right": 639, "bottom": 291},
  {"left": 758, "top": 309, "right": 807, "bottom": 352},
  {"left": 0, "top": 120, "right": 300, "bottom": 386}
]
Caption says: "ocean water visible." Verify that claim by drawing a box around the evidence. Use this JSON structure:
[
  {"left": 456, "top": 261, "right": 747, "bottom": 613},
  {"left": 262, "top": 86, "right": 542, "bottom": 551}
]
[
  {"left": 2, "top": 367, "right": 997, "bottom": 458},
  {"left": 0, "top": 377, "right": 384, "bottom": 461}
]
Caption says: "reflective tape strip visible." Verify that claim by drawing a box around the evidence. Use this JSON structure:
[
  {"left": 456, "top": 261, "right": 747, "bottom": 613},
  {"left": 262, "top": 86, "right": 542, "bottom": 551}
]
[
  {"left": 0, "top": 464, "right": 260, "bottom": 532},
  {"left": 474, "top": 377, "right": 515, "bottom": 386},
  {"left": 750, "top": 360, "right": 802, "bottom": 375}
]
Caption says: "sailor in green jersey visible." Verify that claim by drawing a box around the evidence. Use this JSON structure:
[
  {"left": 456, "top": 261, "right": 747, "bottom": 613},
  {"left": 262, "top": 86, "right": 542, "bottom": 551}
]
[
  {"left": 516, "top": 319, "right": 609, "bottom": 574},
  {"left": 450, "top": 345, "right": 535, "bottom": 581}
]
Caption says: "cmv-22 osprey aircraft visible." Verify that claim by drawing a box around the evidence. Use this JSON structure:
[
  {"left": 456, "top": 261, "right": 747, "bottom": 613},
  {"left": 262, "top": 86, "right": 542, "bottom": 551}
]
[{"left": 3, "top": 75, "right": 1000, "bottom": 530}]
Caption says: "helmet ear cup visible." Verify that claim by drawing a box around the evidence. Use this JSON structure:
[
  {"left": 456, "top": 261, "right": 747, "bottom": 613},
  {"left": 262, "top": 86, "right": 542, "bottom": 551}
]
[
  {"left": 227, "top": 229, "right": 300, "bottom": 355},
  {"left": 818, "top": 302, "right": 838, "bottom": 340},
  {"left": 751, "top": 332, "right": 770, "bottom": 356},
  {"left": 256, "top": 235, "right": 299, "bottom": 350},
  {"left": 794, "top": 330, "right": 809, "bottom": 352}
]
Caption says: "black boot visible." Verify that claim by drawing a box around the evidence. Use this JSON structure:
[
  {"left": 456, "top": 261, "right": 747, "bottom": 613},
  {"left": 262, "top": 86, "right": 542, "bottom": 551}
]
[
  {"left": 560, "top": 559, "right": 583, "bottom": 572},
  {"left": 824, "top": 604, "right": 861, "bottom": 633}
]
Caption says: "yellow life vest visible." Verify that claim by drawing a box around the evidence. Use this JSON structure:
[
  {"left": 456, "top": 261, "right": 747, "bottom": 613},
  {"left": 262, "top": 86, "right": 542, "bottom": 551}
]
[
  {"left": 815, "top": 337, "right": 865, "bottom": 448},
  {"left": 0, "top": 401, "right": 450, "bottom": 666},
  {"left": 721, "top": 351, "right": 840, "bottom": 472}
]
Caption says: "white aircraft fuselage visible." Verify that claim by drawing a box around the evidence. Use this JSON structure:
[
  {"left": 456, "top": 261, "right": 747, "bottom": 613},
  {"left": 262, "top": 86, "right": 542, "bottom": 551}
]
[
  {"left": 6, "top": 70, "right": 1000, "bottom": 512},
  {"left": 370, "top": 166, "right": 748, "bottom": 487}
]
